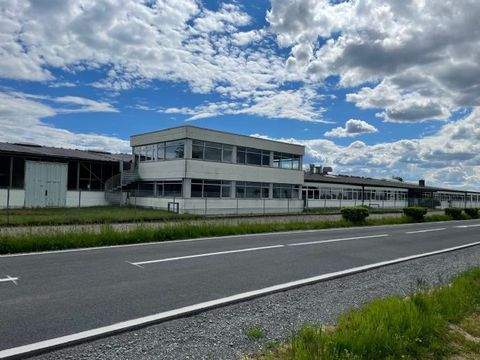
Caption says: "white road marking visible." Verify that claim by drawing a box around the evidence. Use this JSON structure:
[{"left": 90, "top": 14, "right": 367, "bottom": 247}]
[
  {"left": 129, "top": 244, "right": 285, "bottom": 266},
  {"left": 131, "top": 235, "right": 389, "bottom": 266},
  {"left": 455, "top": 224, "right": 480, "bottom": 228},
  {"left": 3, "top": 240, "right": 480, "bottom": 359},
  {"left": 406, "top": 227, "right": 446, "bottom": 234},
  {"left": 288, "top": 234, "right": 389, "bottom": 247},
  {"left": 0, "top": 276, "right": 19, "bottom": 285}
]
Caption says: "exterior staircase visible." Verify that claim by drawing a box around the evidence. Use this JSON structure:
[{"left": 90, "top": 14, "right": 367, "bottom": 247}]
[{"left": 105, "top": 168, "right": 140, "bottom": 205}]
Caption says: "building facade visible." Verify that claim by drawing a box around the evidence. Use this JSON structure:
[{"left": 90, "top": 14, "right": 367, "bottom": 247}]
[
  {"left": 129, "top": 126, "right": 305, "bottom": 214},
  {"left": 1, "top": 126, "right": 480, "bottom": 214},
  {"left": 0, "top": 142, "right": 129, "bottom": 209}
]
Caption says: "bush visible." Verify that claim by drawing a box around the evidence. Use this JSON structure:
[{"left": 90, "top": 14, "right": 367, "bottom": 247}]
[
  {"left": 403, "top": 207, "right": 428, "bottom": 222},
  {"left": 445, "top": 208, "right": 464, "bottom": 220},
  {"left": 341, "top": 207, "right": 369, "bottom": 223},
  {"left": 464, "top": 208, "right": 479, "bottom": 219}
]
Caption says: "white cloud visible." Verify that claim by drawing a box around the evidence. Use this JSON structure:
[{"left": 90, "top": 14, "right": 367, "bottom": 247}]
[
  {"left": 0, "top": 91, "right": 128, "bottom": 152},
  {"left": 0, "top": 0, "right": 289, "bottom": 103},
  {"left": 268, "top": 0, "right": 480, "bottom": 123},
  {"left": 161, "top": 88, "right": 328, "bottom": 122},
  {"left": 232, "top": 29, "right": 266, "bottom": 46},
  {"left": 54, "top": 96, "right": 118, "bottom": 113},
  {"left": 324, "top": 119, "right": 378, "bottom": 137}
]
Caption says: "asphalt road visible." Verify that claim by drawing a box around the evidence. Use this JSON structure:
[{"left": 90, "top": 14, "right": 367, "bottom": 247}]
[{"left": 1, "top": 219, "right": 480, "bottom": 356}]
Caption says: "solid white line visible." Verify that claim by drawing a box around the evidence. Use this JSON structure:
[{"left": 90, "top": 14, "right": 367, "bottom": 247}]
[
  {"left": 455, "top": 224, "right": 480, "bottom": 228},
  {"left": 2, "top": 219, "right": 480, "bottom": 258},
  {"left": 0, "top": 276, "right": 18, "bottom": 285},
  {"left": 288, "top": 234, "right": 389, "bottom": 247},
  {"left": 130, "top": 245, "right": 285, "bottom": 266},
  {"left": 406, "top": 227, "right": 447, "bottom": 234},
  {"left": 2, "top": 240, "right": 480, "bottom": 359}
]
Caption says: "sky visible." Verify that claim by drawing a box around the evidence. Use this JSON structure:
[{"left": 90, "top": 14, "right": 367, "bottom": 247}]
[{"left": 1, "top": 0, "right": 480, "bottom": 190}]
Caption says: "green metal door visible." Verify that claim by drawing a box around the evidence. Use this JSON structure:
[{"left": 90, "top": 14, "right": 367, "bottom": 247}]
[{"left": 25, "top": 161, "right": 67, "bottom": 208}]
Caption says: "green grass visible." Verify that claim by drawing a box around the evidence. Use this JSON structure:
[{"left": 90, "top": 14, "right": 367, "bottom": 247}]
[
  {"left": 256, "top": 268, "right": 480, "bottom": 360},
  {"left": 0, "top": 206, "right": 197, "bottom": 227},
  {"left": 246, "top": 326, "right": 266, "bottom": 341},
  {"left": 0, "top": 214, "right": 466, "bottom": 255}
]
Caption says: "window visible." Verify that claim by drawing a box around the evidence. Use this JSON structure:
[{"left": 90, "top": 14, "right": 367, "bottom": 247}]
[
  {"left": 236, "top": 182, "right": 270, "bottom": 198},
  {"left": 191, "top": 179, "right": 231, "bottom": 198},
  {"left": 192, "top": 140, "right": 233, "bottom": 163},
  {"left": 222, "top": 145, "right": 233, "bottom": 163},
  {"left": 156, "top": 144, "right": 165, "bottom": 160},
  {"left": 273, "top": 184, "right": 299, "bottom": 199},
  {"left": 163, "top": 182, "right": 182, "bottom": 196},
  {"left": 165, "top": 140, "right": 185, "bottom": 159},
  {"left": 136, "top": 182, "right": 155, "bottom": 197},
  {"left": 246, "top": 148, "right": 262, "bottom": 166},
  {"left": 204, "top": 142, "right": 222, "bottom": 162},
  {"left": 273, "top": 153, "right": 301, "bottom": 170},
  {"left": 237, "top": 147, "right": 270, "bottom": 166},
  {"left": 192, "top": 140, "right": 204, "bottom": 159},
  {"left": 153, "top": 181, "right": 183, "bottom": 197}
]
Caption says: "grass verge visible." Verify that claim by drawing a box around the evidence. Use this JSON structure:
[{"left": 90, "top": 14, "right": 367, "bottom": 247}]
[
  {"left": 253, "top": 267, "right": 480, "bottom": 360},
  {"left": 0, "top": 206, "right": 198, "bottom": 227},
  {"left": 0, "top": 213, "right": 461, "bottom": 255}
]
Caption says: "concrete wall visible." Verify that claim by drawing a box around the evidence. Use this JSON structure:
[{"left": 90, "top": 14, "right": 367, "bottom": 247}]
[
  {"left": 65, "top": 191, "right": 109, "bottom": 207},
  {"left": 0, "top": 189, "right": 25, "bottom": 208},
  {"left": 137, "top": 160, "right": 185, "bottom": 180},
  {"left": 305, "top": 198, "right": 408, "bottom": 209},
  {"left": 0, "top": 189, "right": 108, "bottom": 209},
  {"left": 185, "top": 160, "right": 303, "bottom": 184},
  {"left": 128, "top": 196, "right": 304, "bottom": 215},
  {"left": 137, "top": 159, "right": 303, "bottom": 185}
]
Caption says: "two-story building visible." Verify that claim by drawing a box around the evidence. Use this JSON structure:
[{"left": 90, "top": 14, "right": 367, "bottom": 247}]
[{"left": 128, "top": 126, "right": 305, "bottom": 214}]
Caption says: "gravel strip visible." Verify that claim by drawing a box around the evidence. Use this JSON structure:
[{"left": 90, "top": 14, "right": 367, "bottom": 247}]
[{"left": 34, "top": 244, "right": 480, "bottom": 360}]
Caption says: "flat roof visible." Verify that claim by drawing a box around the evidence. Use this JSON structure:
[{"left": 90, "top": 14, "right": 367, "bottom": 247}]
[
  {"left": 0, "top": 142, "right": 132, "bottom": 163},
  {"left": 130, "top": 125, "right": 305, "bottom": 154},
  {"left": 304, "top": 173, "right": 480, "bottom": 194}
]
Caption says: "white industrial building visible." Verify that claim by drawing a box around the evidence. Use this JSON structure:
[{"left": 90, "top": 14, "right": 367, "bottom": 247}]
[
  {"left": 1, "top": 125, "right": 479, "bottom": 214},
  {"left": 126, "top": 126, "right": 305, "bottom": 214}
]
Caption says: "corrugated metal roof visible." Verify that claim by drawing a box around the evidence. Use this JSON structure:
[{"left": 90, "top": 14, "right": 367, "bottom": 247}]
[
  {"left": 0, "top": 142, "right": 132, "bottom": 163},
  {"left": 304, "top": 173, "right": 479, "bottom": 194}
]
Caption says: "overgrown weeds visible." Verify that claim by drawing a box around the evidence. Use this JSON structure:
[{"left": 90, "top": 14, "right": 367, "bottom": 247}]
[{"left": 256, "top": 268, "right": 480, "bottom": 360}]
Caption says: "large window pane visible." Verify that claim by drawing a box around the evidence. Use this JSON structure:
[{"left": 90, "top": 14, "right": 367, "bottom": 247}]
[
  {"left": 165, "top": 140, "right": 185, "bottom": 159},
  {"left": 221, "top": 185, "right": 231, "bottom": 197},
  {"left": 222, "top": 145, "right": 233, "bottom": 162},
  {"left": 273, "top": 184, "right": 298, "bottom": 198},
  {"left": 137, "top": 182, "right": 154, "bottom": 197},
  {"left": 262, "top": 153, "right": 270, "bottom": 166},
  {"left": 156, "top": 143, "right": 165, "bottom": 160},
  {"left": 205, "top": 146, "right": 222, "bottom": 161},
  {"left": 245, "top": 184, "right": 261, "bottom": 198},
  {"left": 164, "top": 182, "right": 182, "bottom": 196},
  {"left": 191, "top": 182, "right": 203, "bottom": 197},
  {"left": 204, "top": 184, "right": 221, "bottom": 197},
  {"left": 192, "top": 143, "right": 204, "bottom": 159},
  {"left": 246, "top": 148, "right": 262, "bottom": 165},
  {"left": 237, "top": 147, "right": 246, "bottom": 164}
]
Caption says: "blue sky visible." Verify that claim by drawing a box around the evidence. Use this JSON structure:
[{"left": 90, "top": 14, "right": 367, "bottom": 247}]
[{"left": 1, "top": 0, "right": 479, "bottom": 189}]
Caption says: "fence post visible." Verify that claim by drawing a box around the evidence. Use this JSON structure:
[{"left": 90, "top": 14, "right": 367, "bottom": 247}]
[
  {"left": 263, "top": 198, "right": 266, "bottom": 215},
  {"left": 204, "top": 196, "right": 207, "bottom": 216},
  {"left": 287, "top": 198, "right": 290, "bottom": 213},
  {"left": 78, "top": 189, "right": 81, "bottom": 208},
  {"left": 236, "top": 197, "right": 239, "bottom": 216}
]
